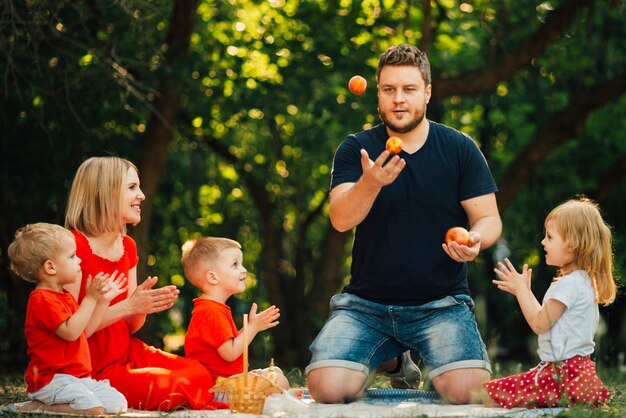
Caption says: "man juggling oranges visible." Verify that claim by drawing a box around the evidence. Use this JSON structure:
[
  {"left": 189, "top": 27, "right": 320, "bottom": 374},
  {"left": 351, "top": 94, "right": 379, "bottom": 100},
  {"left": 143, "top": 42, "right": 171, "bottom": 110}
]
[{"left": 308, "top": 43, "right": 502, "bottom": 406}]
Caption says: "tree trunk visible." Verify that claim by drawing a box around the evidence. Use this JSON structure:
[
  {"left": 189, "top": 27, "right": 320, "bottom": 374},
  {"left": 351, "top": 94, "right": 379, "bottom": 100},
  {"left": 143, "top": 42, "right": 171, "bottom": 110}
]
[
  {"left": 310, "top": 225, "right": 351, "bottom": 320},
  {"left": 131, "top": 0, "right": 199, "bottom": 346}
]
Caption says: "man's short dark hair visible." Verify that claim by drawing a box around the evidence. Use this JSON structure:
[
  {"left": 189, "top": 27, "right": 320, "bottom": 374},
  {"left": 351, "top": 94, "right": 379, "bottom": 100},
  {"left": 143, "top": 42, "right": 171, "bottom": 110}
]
[{"left": 377, "top": 43, "right": 431, "bottom": 86}]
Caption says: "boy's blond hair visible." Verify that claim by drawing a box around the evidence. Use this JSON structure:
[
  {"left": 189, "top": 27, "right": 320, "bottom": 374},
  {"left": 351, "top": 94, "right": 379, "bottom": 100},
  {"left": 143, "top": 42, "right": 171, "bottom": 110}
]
[
  {"left": 65, "top": 156, "right": 138, "bottom": 236},
  {"left": 181, "top": 237, "right": 241, "bottom": 288},
  {"left": 8, "top": 223, "right": 73, "bottom": 283},
  {"left": 546, "top": 197, "right": 618, "bottom": 305}
]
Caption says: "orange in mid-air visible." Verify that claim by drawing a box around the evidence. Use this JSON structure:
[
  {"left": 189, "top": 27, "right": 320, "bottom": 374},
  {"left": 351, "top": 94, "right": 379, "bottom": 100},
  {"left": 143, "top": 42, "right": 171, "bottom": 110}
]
[
  {"left": 445, "top": 227, "right": 471, "bottom": 246},
  {"left": 385, "top": 136, "right": 403, "bottom": 155},
  {"left": 348, "top": 75, "right": 367, "bottom": 95}
]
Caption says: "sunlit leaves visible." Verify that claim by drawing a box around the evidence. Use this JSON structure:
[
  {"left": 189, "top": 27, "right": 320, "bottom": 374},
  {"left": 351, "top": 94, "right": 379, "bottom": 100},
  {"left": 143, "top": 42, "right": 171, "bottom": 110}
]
[
  {"left": 198, "top": 184, "right": 221, "bottom": 205},
  {"left": 230, "top": 188, "right": 244, "bottom": 199},
  {"left": 171, "top": 274, "right": 185, "bottom": 287},
  {"left": 355, "top": 0, "right": 381, "bottom": 26},
  {"left": 435, "top": 33, "right": 465, "bottom": 54},
  {"left": 32, "top": 95, "right": 43, "bottom": 107},
  {"left": 192, "top": 117, "right": 203, "bottom": 128},
  {"left": 78, "top": 53, "right": 93, "bottom": 66},
  {"left": 219, "top": 164, "right": 239, "bottom": 181},
  {"left": 2, "top": 0, "right": 625, "bottom": 369},
  {"left": 309, "top": 189, "right": 327, "bottom": 211},
  {"left": 241, "top": 51, "right": 282, "bottom": 82},
  {"left": 496, "top": 83, "right": 508, "bottom": 97}
]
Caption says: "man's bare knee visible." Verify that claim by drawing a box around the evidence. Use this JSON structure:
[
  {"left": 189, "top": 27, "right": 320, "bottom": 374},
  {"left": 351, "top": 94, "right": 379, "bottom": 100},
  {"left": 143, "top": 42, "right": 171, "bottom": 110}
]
[
  {"left": 433, "top": 369, "right": 490, "bottom": 405},
  {"left": 308, "top": 386, "right": 353, "bottom": 404},
  {"left": 443, "top": 386, "right": 473, "bottom": 405},
  {"left": 307, "top": 367, "right": 366, "bottom": 404}
]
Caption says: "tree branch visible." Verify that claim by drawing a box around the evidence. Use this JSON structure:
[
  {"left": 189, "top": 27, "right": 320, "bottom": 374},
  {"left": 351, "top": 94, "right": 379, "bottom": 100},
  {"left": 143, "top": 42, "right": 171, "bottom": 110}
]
[
  {"left": 497, "top": 70, "right": 626, "bottom": 212},
  {"left": 130, "top": 0, "right": 198, "bottom": 321},
  {"left": 432, "top": 0, "right": 594, "bottom": 100}
]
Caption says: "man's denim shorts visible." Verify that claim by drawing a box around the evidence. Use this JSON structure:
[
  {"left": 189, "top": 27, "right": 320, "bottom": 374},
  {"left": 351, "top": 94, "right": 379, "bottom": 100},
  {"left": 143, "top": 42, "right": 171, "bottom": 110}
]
[{"left": 306, "top": 292, "right": 491, "bottom": 380}]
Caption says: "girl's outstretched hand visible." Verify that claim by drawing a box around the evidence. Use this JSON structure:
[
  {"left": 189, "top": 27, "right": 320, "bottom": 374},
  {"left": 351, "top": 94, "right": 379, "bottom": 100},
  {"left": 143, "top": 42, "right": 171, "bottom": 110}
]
[{"left": 493, "top": 258, "right": 532, "bottom": 296}]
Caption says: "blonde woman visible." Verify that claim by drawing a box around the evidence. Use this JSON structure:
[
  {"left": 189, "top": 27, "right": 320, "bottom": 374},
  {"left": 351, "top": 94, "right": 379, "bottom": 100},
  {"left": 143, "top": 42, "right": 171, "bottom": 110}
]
[{"left": 65, "top": 157, "right": 225, "bottom": 411}]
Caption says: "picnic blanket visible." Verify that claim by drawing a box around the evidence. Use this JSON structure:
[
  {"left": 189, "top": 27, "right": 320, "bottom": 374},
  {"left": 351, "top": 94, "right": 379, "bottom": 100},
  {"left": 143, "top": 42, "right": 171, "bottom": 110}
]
[
  {"left": 2, "top": 389, "right": 568, "bottom": 417},
  {"left": 125, "top": 389, "right": 566, "bottom": 417}
]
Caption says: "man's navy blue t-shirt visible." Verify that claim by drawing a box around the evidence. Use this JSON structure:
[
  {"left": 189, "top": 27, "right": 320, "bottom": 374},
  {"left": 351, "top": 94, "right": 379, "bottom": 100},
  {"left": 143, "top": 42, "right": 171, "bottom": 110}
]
[{"left": 330, "top": 121, "right": 497, "bottom": 305}]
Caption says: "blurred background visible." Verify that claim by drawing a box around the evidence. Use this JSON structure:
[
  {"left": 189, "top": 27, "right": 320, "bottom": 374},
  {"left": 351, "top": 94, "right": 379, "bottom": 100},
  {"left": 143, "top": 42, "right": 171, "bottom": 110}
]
[{"left": 1, "top": 0, "right": 625, "bottom": 374}]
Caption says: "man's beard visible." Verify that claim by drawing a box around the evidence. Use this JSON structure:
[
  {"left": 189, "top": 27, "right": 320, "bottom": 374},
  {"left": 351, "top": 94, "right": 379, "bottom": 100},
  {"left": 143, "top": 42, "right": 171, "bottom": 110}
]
[{"left": 379, "top": 108, "right": 425, "bottom": 134}]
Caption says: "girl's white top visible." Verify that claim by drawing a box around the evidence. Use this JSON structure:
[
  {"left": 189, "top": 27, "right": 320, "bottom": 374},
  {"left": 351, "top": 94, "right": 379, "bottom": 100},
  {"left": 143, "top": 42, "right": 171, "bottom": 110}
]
[{"left": 537, "top": 270, "right": 598, "bottom": 362}]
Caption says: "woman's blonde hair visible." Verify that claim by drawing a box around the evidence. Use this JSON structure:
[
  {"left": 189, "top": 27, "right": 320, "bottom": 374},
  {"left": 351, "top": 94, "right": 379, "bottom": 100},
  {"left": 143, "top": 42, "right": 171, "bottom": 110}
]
[
  {"left": 8, "top": 223, "right": 73, "bottom": 283},
  {"left": 545, "top": 197, "right": 618, "bottom": 305},
  {"left": 65, "top": 156, "right": 138, "bottom": 236}
]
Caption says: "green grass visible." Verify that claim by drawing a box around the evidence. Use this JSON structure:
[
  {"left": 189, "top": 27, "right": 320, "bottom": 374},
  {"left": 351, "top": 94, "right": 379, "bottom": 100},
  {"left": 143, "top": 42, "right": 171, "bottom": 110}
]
[{"left": 1, "top": 367, "right": 625, "bottom": 417}]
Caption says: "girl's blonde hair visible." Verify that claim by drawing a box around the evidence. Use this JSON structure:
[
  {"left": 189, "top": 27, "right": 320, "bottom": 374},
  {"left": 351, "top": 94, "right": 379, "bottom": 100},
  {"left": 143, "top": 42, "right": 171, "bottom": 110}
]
[
  {"left": 8, "top": 223, "right": 73, "bottom": 283},
  {"left": 545, "top": 197, "right": 618, "bottom": 305},
  {"left": 65, "top": 156, "right": 138, "bottom": 236}
]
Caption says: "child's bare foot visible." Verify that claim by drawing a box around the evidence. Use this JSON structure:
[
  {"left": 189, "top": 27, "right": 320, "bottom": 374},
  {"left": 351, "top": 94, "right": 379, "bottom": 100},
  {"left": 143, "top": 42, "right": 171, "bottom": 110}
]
[
  {"left": 15, "top": 400, "right": 44, "bottom": 412},
  {"left": 16, "top": 400, "right": 104, "bottom": 415}
]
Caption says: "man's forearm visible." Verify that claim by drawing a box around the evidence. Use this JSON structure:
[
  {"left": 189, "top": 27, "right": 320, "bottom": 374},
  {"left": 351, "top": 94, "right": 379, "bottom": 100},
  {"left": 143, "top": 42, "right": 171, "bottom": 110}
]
[
  {"left": 329, "top": 180, "right": 381, "bottom": 232},
  {"left": 470, "top": 215, "right": 502, "bottom": 249}
]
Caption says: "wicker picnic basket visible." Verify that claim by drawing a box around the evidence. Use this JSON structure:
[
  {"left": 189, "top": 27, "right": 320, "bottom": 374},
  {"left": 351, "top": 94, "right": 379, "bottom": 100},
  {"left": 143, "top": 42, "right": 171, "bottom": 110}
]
[
  {"left": 210, "top": 314, "right": 283, "bottom": 414},
  {"left": 211, "top": 372, "right": 283, "bottom": 414}
]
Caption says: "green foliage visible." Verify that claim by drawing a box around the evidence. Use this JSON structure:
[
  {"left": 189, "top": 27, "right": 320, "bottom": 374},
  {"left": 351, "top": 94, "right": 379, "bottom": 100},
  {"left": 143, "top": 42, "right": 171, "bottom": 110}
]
[{"left": 1, "top": 0, "right": 626, "bottom": 372}]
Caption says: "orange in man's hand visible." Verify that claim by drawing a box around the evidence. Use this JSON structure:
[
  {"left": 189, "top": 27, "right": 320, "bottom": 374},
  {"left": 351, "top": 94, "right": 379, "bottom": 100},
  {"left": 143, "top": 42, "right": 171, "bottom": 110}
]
[
  {"left": 445, "top": 227, "right": 471, "bottom": 246},
  {"left": 348, "top": 75, "right": 367, "bottom": 96},
  {"left": 385, "top": 136, "right": 403, "bottom": 155}
]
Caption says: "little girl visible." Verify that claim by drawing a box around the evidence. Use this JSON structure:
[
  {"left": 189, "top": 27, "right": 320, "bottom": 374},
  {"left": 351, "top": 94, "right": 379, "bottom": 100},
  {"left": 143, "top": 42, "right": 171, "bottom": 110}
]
[{"left": 482, "top": 198, "right": 616, "bottom": 408}]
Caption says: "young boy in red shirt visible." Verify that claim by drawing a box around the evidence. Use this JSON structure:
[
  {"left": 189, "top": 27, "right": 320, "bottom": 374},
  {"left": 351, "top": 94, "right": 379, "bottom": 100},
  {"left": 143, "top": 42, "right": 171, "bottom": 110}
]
[
  {"left": 7, "top": 223, "right": 127, "bottom": 415},
  {"left": 181, "top": 236, "right": 289, "bottom": 396}
]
